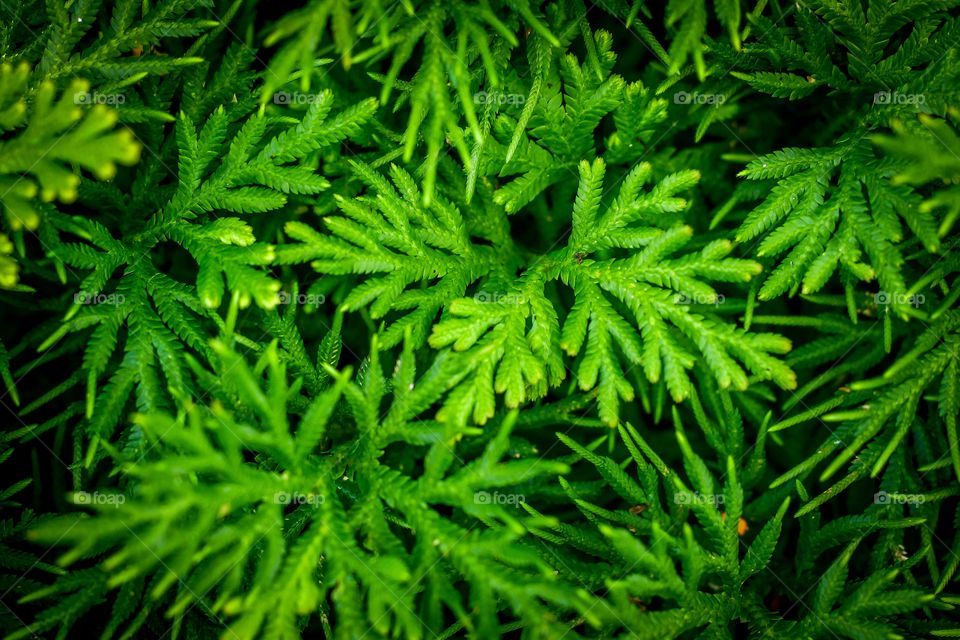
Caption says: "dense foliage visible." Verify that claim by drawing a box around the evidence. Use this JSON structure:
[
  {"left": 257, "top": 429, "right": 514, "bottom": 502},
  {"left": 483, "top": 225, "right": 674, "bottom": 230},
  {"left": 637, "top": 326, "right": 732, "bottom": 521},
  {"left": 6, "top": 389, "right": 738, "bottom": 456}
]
[{"left": 1, "top": 0, "right": 959, "bottom": 638}]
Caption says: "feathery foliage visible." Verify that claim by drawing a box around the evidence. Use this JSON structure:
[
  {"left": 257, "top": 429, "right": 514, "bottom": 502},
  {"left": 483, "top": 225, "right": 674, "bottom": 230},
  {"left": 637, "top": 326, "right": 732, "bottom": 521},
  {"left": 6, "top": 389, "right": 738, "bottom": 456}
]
[{"left": 1, "top": 1, "right": 960, "bottom": 639}]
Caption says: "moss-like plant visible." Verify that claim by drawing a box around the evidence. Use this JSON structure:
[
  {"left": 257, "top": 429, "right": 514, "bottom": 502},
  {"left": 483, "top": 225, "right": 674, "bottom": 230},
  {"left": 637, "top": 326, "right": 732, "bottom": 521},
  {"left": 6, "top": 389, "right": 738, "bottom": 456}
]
[{"left": 1, "top": 1, "right": 959, "bottom": 639}]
